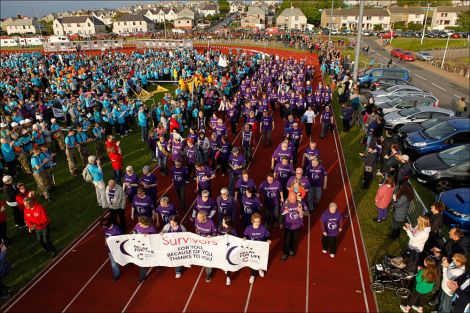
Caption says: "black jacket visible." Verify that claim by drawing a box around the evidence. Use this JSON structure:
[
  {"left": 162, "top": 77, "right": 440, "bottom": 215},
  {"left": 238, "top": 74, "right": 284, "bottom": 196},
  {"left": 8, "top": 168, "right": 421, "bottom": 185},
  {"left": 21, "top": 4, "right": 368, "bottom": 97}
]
[{"left": 2, "top": 184, "right": 18, "bottom": 203}]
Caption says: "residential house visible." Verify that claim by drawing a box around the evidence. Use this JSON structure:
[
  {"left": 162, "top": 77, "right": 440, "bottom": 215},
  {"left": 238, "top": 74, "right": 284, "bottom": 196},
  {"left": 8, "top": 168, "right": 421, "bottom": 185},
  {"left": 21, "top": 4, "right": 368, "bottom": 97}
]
[
  {"left": 92, "top": 9, "right": 115, "bottom": 26},
  {"left": 452, "top": 0, "right": 470, "bottom": 6},
  {"left": 5, "top": 17, "right": 43, "bottom": 35},
  {"left": 344, "top": 0, "right": 397, "bottom": 7},
  {"left": 388, "top": 7, "right": 425, "bottom": 26},
  {"left": 241, "top": 6, "right": 266, "bottom": 28},
  {"left": 174, "top": 7, "right": 196, "bottom": 29},
  {"left": 199, "top": 4, "right": 219, "bottom": 17},
  {"left": 276, "top": 7, "right": 307, "bottom": 31},
  {"left": 161, "top": 8, "right": 178, "bottom": 21},
  {"left": 41, "top": 13, "right": 58, "bottom": 23},
  {"left": 53, "top": 16, "right": 106, "bottom": 35},
  {"left": 112, "top": 15, "right": 155, "bottom": 34},
  {"left": 321, "top": 8, "right": 390, "bottom": 31},
  {"left": 431, "top": 6, "right": 469, "bottom": 30},
  {"left": 229, "top": 1, "right": 246, "bottom": 13}
]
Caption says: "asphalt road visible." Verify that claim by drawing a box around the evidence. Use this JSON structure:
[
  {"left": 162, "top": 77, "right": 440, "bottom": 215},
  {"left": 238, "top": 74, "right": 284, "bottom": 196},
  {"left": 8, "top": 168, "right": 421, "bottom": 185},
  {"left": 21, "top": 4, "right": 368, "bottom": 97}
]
[{"left": 361, "top": 37, "right": 469, "bottom": 111}]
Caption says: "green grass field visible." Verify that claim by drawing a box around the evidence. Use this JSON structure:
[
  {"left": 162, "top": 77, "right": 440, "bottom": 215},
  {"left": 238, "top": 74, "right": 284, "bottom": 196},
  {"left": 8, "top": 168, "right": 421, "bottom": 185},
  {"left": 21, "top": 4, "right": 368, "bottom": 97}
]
[
  {"left": 0, "top": 83, "right": 175, "bottom": 300},
  {"left": 390, "top": 37, "right": 469, "bottom": 51},
  {"left": 330, "top": 92, "right": 436, "bottom": 312}
]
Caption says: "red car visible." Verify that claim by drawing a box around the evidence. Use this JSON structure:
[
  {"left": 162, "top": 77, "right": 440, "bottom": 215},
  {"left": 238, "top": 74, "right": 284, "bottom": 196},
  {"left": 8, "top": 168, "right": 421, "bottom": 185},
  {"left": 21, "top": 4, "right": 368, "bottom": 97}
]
[
  {"left": 391, "top": 48, "right": 404, "bottom": 57},
  {"left": 379, "top": 31, "right": 396, "bottom": 39},
  {"left": 397, "top": 50, "right": 416, "bottom": 61},
  {"left": 451, "top": 33, "right": 461, "bottom": 38}
]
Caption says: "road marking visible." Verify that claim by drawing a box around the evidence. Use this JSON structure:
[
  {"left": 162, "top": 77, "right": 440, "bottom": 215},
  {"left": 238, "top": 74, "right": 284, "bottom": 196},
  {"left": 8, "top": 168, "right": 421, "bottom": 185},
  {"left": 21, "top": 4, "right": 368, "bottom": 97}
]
[
  {"left": 332, "top": 130, "right": 370, "bottom": 312},
  {"left": 414, "top": 74, "right": 427, "bottom": 81},
  {"left": 431, "top": 83, "right": 447, "bottom": 91},
  {"left": 62, "top": 260, "right": 108, "bottom": 312},
  {"left": 305, "top": 213, "right": 311, "bottom": 313}
]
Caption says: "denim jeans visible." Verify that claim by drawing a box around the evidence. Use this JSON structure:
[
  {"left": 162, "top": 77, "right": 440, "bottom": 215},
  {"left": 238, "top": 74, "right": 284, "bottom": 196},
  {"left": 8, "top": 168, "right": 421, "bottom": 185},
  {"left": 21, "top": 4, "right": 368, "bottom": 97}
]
[
  {"left": 140, "top": 126, "right": 148, "bottom": 142},
  {"left": 175, "top": 185, "right": 186, "bottom": 211},
  {"left": 228, "top": 172, "right": 239, "bottom": 196},
  {"left": 114, "top": 169, "right": 122, "bottom": 185},
  {"left": 35, "top": 226, "right": 56, "bottom": 253},
  {"left": 320, "top": 123, "right": 329, "bottom": 138},
  {"left": 308, "top": 187, "right": 322, "bottom": 211},
  {"left": 438, "top": 290, "right": 452, "bottom": 313},
  {"left": 158, "top": 156, "right": 168, "bottom": 175},
  {"left": 108, "top": 252, "right": 121, "bottom": 278}
]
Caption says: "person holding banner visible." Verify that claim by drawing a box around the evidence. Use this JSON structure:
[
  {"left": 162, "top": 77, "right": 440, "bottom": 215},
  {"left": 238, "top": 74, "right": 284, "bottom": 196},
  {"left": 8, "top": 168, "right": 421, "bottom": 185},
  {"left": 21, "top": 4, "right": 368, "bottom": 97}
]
[
  {"left": 194, "top": 210, "right": 218, "bottom": 283},
  {"left": 243, "top": 212, "right": 270, "bottom": 284},
  {"left": 161, "top": 215, "right": 187, "bottom": 278},
  {"left": 192, "top": 190, "right": 217, "bottom": 221},
  {"left": 280, "top": 192, "right": 307, "bottom": 261},
  {"left": 132, "top": 216, "right": 157, "bottom": 283},
  {"left": 240, "top": 188, "right": 262, "bottom": 228},
  {"left": 218, "top": 215, "right": 236, "bottom": 286},
  {"left": 155, "top": 197, "right": 177, "bottom": 228},
  {"left": 101, "top": 216, "right": 123, "bottom": 281}
]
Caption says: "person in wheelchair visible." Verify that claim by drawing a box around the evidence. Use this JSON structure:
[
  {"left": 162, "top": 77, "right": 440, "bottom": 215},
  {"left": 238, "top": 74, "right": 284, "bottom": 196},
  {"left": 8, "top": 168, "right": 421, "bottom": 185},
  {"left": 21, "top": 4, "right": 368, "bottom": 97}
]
[{"left": 390, "top": 216, "right": 431, "bottom": 273}]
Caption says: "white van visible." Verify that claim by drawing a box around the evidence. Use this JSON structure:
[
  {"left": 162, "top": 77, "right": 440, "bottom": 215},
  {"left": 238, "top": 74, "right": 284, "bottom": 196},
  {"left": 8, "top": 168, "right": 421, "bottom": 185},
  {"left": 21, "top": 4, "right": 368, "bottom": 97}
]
[
  {"left": 48, "top": 35, "right": 70, "bottom": 43},
  {"left": 0, "top": 38, "right": 18, "bottom": 47},
  {"left": 26, "top": 37, "right": 46, "bottom": 46}
]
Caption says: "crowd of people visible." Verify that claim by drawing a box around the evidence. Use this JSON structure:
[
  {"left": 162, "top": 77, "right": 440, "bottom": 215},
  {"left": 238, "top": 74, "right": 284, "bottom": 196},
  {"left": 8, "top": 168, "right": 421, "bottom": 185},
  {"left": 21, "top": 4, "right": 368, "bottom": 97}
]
[{"left": 0, "top": 37, "right": 468, "bottom": 312}]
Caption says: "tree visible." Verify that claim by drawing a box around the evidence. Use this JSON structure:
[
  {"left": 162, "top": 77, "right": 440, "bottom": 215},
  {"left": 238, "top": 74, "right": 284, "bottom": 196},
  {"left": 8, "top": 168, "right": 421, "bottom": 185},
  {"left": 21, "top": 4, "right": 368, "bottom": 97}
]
[
  {"left": 373, "top": 24, "right": 383, "bottom": 31},
  {"left": 396, "top": 0, "right": 451, "bottom": 6},
  {"left": 456, "top": 10, "right": 470, "bottom": 31},
  {"left": 278, "top": 0, "right": 344, "bottom": 25},
  {"left": 393, "top": 21, "right": 407, "bottom": 31},
  {"left": 39, "top": 20, "right": 53, "bottom": 35},
  {"left": 407, "top": 22, "right": 423, "bottom": 31},
  {"left": 218, "top": 0, "right": 230, "bottom": 15},
  {"left": 112, "top": 11, "right": 126, "bottom": 22}
]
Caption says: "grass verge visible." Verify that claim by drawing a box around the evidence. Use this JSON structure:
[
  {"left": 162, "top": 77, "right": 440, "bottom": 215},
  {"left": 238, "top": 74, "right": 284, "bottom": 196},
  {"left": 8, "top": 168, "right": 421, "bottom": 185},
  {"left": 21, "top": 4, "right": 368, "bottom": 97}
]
[
  {"left": 390, "top": 38, "right": 469, "bottom": 51},
  {"left": 0, "top": 83, "right": 175, "bottom": 302}
]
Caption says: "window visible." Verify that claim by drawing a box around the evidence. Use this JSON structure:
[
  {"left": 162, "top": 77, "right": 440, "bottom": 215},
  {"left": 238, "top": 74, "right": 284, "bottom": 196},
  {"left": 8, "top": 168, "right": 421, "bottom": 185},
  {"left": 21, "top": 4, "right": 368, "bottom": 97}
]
[
  {"left": 133, "top": 22, "right": 136, "bottom": 25},
  {"left": 366, "top": 16, "right": 371, "bottom": 20},
  {"left": 139, "top": 21, "right": 142, "bottom": 25},
  {"left": 88, "top": 23, "right": 91, "bottom": 27},
  {"left": 450, "top": 132, "right": 470, "bottom": 144},
  {"left": 412, "top": 112, "right": 431, "bottom": 119},
  {"left": 23, "top": 25, "right": 26, "bottom": 29},
  {"left": 415, "top": 14, "right": 419, "bottom": 18},
  {"left": 295, "top": 16, "right": 298, "bottom": 21},
  {"left": 187, "top": 20, "right": 190, "bottom": 24},
  {"left": 124, "top": 22, "right": 127, "bottom": 26},
  {"left": 379, "top": 16, "right": 384, "bottom": 21}
]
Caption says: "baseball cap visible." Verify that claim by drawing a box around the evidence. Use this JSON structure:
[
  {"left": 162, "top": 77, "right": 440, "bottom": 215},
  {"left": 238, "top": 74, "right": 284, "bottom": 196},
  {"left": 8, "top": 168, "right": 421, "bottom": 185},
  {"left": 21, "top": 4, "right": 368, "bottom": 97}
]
[
  {"left": 19, "top": 120, "right": 26, "bottom": 125},
  {"left": 11, "top": 122, "right": 18, "bottom": 127},
  {"left": 24, "top": 118, "right": 32, "bottom": 123},
  {"left": 232, "top": 147, "right": 239, "bottom": 153}
]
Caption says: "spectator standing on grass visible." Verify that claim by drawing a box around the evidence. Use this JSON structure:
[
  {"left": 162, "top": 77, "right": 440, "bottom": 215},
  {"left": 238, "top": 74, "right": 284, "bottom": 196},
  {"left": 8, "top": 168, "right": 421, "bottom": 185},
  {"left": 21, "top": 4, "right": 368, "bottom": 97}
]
[
  {"left": 400, "top": 257, "right": 437, "bottom": 313},
  {"left": 402, "top": 215, "right": 431, "bottom": 272},
  {"left": 105, "top": 180, "right": 127, "bottom": 232},
  {"left": 86, "top": 156, "right": 107, "bottom": 208},
  {"left": 101, "top": 216, "right": 123, "bottom": 282},
  {"left": 320, "top": 202, "right": 343, "bottom": 258},
  {"left": 390, "top": 182, "right": 414, "bottom": 240},
  {"left": 23, "top": 197, "right": 56, "bottom": 257},
  {"left": 374, "top": 176, "right": 394, "bottom": 223},
  {"left": 359, "top": 145, "right": 378, "bottom": 189},
  {"left": 340, "top": 103, "right": 353, "bottom": 132},
  {"left": 456, "top": 97, "right": 467, "bottom": 117},
  {"left": 161, "top": 215, "right": 187, "bottom": 279},
  {"left": 2, "top": 175, "right": 25, "bottom": 228},
  {"left": 0, "top": 201, "right": 11, "bottom": 246},
  {"left": 438, "top": 253, "right": 466, "bottom": 313},
  {"left": 395, "top": 154, "right": 412, "bottom": 190},
  {"left": 423, "top": 202, "right": 443, "bottom": 252},
  {"left": 0, "top": 240, "right": 11, "bottom": 300},
  {"left": 132, "top": 216, "right": 157, "bottom": 283},
  {"left": 446, "top": 271, "right": 470, "bottom": 313},
  {"left": 109, "top": 148, "right": 123, "bottom": 184},
  {"left": 243, "top": 212, "right": 270, "bottom": 284}
]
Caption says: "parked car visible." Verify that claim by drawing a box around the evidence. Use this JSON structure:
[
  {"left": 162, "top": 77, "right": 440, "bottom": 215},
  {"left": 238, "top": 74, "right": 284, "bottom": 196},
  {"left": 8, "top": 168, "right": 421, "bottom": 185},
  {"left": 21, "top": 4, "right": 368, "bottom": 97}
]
[
  {"left": 451, "top": 33, "right": 462, "bottom": 38},
  {"left": 374, "top": 91, "right": 433, "bottom": 106},
  {"left": 371, "top": 85, "right": 428, "bottom": 99},
  {"left": 397, "top": 51, "right": 416, "bottom": 61},
  {"left": 391, "top": 48, "right": 404, "bottom": 57},
  {"left": 404, "top": 118, "right": 470, "bottom": 155},
  {"left": 384, "top": 106, "right": 455, "bottom": 131},
  {"left": 398, "top": 116, "right": 455, "bottom": 140},
  {"left": 370, "top": 78, "right": 410, "bottom": 91},
  {"left": 330, "top": 29, "right": 339, "bottom": 35},
  {"left": 378, "top": 94, "right": 440, "bottom": 114},
  {"left": 363, "top": 30, "right": 374, "bottom": 36},
  {"left": 358, "top": 68, "right": 410, "bottom": 88},
  {"left": 379, "top": 31, "right": 396, "bottom": 39},
  {"left": 437, "top": 188, "right": 470, "bottom": 233},
  {"left": 416, "top": 51, "right": 433, "bottom": 61}
]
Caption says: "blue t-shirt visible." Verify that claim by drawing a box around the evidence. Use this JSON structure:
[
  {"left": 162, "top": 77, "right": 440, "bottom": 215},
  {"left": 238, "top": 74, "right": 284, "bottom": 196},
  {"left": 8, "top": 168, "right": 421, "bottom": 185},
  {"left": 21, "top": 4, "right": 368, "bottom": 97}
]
[
  {"left": 138, "top": 111, "right": 147, "bottom": 127},
  {"left": 87, "top": 164, "right": 103, "bottom": 182},
  {"left": 1, "top": 143, "right": 15, "bottom": 162}
]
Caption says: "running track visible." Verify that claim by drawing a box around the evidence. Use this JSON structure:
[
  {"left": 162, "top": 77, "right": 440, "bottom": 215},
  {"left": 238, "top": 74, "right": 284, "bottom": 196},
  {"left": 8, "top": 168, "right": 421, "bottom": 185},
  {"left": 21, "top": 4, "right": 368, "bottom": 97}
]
[{"left": 1, "top": 46, "right": 378, "bottom": 313}]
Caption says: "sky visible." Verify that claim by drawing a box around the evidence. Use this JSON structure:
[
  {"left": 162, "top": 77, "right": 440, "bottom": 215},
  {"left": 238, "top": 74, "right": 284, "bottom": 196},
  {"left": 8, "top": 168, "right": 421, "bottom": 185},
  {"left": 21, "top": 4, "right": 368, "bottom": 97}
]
[{"left": 0, "top": 1, "right": 168, "bottom": 18}]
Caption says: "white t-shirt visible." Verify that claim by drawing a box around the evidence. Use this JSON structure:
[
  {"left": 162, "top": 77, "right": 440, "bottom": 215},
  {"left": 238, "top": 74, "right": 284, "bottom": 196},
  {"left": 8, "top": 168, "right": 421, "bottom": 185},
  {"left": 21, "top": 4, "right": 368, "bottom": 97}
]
[{"left": 303, "top": 110, "right": 316, "bottom": 124}]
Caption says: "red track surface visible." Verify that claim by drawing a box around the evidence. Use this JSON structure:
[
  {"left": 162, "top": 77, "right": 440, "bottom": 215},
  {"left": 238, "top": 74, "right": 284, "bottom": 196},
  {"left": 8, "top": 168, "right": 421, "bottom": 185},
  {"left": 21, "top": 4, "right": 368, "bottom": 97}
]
[{"left": 2, "top": 46, "right": 377, "bottom": 313}]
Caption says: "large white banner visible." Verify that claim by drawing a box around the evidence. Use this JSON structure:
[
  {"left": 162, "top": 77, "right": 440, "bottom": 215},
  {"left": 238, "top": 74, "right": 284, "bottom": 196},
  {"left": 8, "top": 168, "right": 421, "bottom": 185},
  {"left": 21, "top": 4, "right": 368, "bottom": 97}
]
[{"left": 107, "top": 232, "right": 269, "bottom": 271}]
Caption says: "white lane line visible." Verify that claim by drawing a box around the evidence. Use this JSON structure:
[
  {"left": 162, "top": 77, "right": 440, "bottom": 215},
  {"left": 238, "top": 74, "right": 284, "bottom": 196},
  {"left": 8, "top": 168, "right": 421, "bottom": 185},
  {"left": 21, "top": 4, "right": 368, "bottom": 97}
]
[
  {"left": 414, "top": 74, "right": 427, "bottom": 81},
  {"left": 244, "top": 283, "right": 254, "bottom": 313},
  {"left": 62, "top": 260, "right": 108, "bottom": 312},
  {"left": 305, "top": 213, "right": 311, "bottom": 313},
  {"left": 182, "top": 268, "right": 204, "bottom": 313},
  {"left": 431, "top": 82, "right": 447, "bottom": 91},
  {"left": 332, "top": 130, "right": 370, "bottom": 313},
  {"left": 121, "top": 268, "right": 152, "bottom": 313}
]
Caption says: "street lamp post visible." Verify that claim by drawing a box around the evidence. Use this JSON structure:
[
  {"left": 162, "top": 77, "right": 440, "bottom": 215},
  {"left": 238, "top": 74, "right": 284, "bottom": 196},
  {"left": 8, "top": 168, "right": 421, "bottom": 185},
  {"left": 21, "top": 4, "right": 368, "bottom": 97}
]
[
  {"left": 328, "top": 0, "right": 334, "bottom": 45},
  {"left": 441, "top": 33, "right": 451, "bottom": 69},
  {"left": 353, "top": 0, "right": 364, "bottom": 83},
  {"left": 421, "top": 2, "right": 430, "bottom": 45}
]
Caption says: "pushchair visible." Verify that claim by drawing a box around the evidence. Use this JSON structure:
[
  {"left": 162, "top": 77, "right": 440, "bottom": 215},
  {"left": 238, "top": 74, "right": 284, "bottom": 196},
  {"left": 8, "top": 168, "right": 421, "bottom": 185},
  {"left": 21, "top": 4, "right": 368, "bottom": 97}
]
[{"left": 369, "top": 255, "right": 416, "bottom": 298}]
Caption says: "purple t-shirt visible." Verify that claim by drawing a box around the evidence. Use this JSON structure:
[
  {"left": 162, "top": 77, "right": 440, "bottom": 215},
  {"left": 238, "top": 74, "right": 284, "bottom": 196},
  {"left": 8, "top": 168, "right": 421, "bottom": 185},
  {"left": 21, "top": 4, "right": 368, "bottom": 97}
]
[
  {"left": 216, "top": 195, "right": 236, "bottom": 216},
  {"left": 139, "top": 174, "right": 157, "bottom": 198},
  {"left": 243, "top": 224, "right": 270, "bottom": 241},
  {"left": 240, "top": 195, "right": 261, "bottom": 216},
  {"left": 289, "top": 128, "right": 302, "bottom": 142},
  {"left": 259, "top": 179, "right": 282, "bottom": 205},
  {"left": 196, "top": 166, "right": 213, "bottom": 190},
  {"left": 281, "top": 201, "right": 306, "bottom": 230},
  {"left": 272, "top": 147, "right": 293, "bottom": 163},
  {"left": 156, "top": 203, "right": 176, "bottom": 219},
  {"left": 321, "top": 111, "right": 333, "bottom": 124},
  {"left": 306, "top": 164, "right": 328, "bottom": 187},
  {"left": 104, "top": 224, "right": 123, "bottom": 252},
  {"left": 228, "top": 154, "right": 245, "bottom": 175},
  {"left": 304, "top": 147, "right": 320, "bottom": 163},
  {"left": 274, "top": 163, "right": 294, "bottom": 187},
  {"left": 320, "top": 210, "right": 343, "bottom": 237},
  {"left": 194, "top": 219, "right": 217, "bottom": 237},
  {"left": 215, "top": 124, "right": 227, "bottom": 138},
  {"left": 235, "top": 177, "right": 257, "bottom": 196},
  {"left": 286, "top": 176, "right": 311, "bottom": 190},
  {"left": 132, "top": 223, "right": 158, "bottom": 234},
  {"left": 171, "top": 165, "right": 188, "bottom": 187},
  {"left": 261, "top": 116, "right": 273, "bottom": 131},
  {"left": 186, "top": 145, "right": 197, "bottom": 164},
  {"left": 193, "top": 196, "right": 217, "bottom": 219},
  {"left": 123, "top": 173, "right": 139, "bottom": 196},
  {"left": 132, "top": 195, "right": 155, "bottom": 218}
]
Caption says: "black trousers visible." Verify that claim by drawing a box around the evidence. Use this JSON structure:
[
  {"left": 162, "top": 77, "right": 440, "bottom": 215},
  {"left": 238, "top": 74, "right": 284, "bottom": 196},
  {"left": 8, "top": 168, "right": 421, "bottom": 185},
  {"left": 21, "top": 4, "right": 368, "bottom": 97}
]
[
  {"left": 407, "top": 289, "right": 425, "bottom": 308},
  {"left": 363, "top": 170, "right": 373, "bottom": 188},
  {"left": 109, "top": 209, "right": 126, "bottom": 232},
  {"left": 322, "top": 235, "right": 337, "bottom": 255},
  {"left": 283, "top": 228, "right": 301, "bottom": 255},
  {"left": 11, "top": 205, "right": 25, "bottom": 227}
]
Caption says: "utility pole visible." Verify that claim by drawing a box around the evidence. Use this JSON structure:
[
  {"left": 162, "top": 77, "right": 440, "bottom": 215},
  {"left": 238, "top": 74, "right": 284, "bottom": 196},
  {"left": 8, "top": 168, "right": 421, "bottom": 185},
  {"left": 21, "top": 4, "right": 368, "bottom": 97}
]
[
  {"left": 441, "top": 33, "right": 450, "bottom": 69},
  {"left": 353, "top": 0, "right": 364, "bottom": 83},
  {"left": 328, "top": 0, "right": 334, "bottom": 46},
  {"left": 36, "top": 11, "right": 43, "bottom": 37},
  {"left": 421, "top": 2, "right": 430, "bottom": 45},
  {"left": 163, "top": 12, "right": 167, "bottom": 39}
]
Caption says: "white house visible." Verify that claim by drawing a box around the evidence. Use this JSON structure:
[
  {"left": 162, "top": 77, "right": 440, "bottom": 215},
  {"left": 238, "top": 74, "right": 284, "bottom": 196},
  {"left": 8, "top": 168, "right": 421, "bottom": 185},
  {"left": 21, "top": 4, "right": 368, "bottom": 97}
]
[
  {"left": 431, "top": 6, "right": 469, "bottom": 30},
  {"left": 92, "top": 9, "right": 115, "bottom": 26},
  {"left": 276, "top": 7, "right": 307, "bottom": 31},
  {"left": 41, "top": 13, "right": 58, "bottom": 23},
  {"left": 343, "top": 0, "right": 397, "bottom": 7},
  {"left": 112, "top": 15, "right": 155, "bottom": 34},
  {"left": 199, "top": 4, "right": 219, "bottom": 17},
  {"left": 5, "top": 18, "right": 43, "bottom": 35},
  {"left": 388, "top": 7, "right": 426, "bottom": 26},
  {"left": 229, "top": 1, "right": 246, "bottom": 13},
  {"left": 321, "top": 8, "right": 390, "bottom": 31},
  {"left": 241, "top": 6, "right": 266, "bottom": 28},
  {"left": 53, "top": 16, "right": 106, "bottom": 36}
]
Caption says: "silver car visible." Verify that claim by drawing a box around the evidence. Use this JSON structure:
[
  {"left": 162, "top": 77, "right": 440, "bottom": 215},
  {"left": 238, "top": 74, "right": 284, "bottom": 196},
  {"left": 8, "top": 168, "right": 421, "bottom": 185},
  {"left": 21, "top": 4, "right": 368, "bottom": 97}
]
[
  {"left": 374, "top": 91, "right": 432, "bottom": 105},
  {"left": 384, "top": 106, "right": 454, "bottom": 131},
  {"left": 371, "top": 85, "right": 429, "bottom": 99},
  {"left": 378, "top": 94, "right": 440, "bottom": 114},
  {"left": 416, "top": 51, "right": 433, "bottom": 61}
]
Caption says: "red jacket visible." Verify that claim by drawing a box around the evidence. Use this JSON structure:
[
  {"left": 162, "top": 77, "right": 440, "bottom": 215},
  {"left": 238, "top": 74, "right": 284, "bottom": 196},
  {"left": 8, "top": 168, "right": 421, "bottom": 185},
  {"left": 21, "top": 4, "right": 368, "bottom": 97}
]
[
  {"left": 24, "top": 202, "right": 50, "bottom": 230},
  {"left": 375, "top": 184, "right": 394, "bottom": 209},
  {"left": 169, "top": 118, "right": 180, "bottom": 133},
  {"left": 109, "top": 152, "right": 123, "bottom": 170}
]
